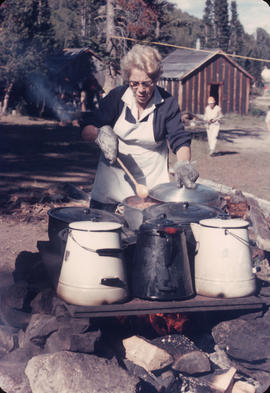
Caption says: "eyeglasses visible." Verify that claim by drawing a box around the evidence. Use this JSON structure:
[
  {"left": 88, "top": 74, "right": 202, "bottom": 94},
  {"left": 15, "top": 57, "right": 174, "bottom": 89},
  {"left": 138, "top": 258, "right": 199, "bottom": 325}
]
[{"left": 129, "top": 80, "right": 154, "bottom": 89}]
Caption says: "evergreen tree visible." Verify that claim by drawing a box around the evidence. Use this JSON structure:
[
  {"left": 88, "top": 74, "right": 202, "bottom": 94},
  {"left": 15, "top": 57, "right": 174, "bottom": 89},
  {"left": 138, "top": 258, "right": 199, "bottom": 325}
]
[
  {"left": 229, "top": 1, "right": 244, "bottom": 56},
  {"left": 0, "top": 0, "right": 56, "bottom": 113},
  {"left": 48, "top": 0, "right": 81, "bottom": 48},
  {"left": 245, "top": 28, "right": 270, "bottom": 87},
  {"left": 213, "top": 0, "right": 230, "bottom": 51},
  {"left": 202, "top": 0, "right": 215, "bottom": 48}
]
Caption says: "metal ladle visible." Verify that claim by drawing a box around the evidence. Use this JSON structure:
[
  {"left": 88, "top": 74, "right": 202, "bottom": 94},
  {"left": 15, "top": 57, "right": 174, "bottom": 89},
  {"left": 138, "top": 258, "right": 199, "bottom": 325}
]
[{"left": 117, "top": 157, "right": 149, "bottom": 199}]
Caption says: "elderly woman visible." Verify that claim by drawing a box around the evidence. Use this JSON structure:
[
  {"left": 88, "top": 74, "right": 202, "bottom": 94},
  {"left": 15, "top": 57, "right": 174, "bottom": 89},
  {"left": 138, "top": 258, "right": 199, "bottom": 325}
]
[{"left": 80, "top": 45, "right": 198, "bottom": 212}]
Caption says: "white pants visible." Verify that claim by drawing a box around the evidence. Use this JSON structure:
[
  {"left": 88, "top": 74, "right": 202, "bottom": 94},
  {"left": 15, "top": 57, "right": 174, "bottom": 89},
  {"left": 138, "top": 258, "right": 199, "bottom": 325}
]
[
  {"left": 206, "top": 122, "right": 220, "bottom": 152},
  {"left": 265, "top": 111, "right": 270, "bottom": 132}
]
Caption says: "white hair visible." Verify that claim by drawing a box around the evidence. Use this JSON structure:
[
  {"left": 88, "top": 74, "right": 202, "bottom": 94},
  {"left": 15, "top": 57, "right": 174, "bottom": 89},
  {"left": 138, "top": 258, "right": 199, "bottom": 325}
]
[{"left": 121, "top": 45, "right": 162, "bottom": 82}]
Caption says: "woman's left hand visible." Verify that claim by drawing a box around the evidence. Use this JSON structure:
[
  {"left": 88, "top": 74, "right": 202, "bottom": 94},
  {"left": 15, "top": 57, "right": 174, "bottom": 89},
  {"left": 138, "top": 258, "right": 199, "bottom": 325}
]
[{"left": 173, "top": 161, "right": 199, "bottom": 189}]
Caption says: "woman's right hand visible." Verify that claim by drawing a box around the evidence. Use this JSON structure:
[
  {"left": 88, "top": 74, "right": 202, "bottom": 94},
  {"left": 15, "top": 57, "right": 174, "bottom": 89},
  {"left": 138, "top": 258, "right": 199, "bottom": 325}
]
[{"left": 95, "top": 125, "right": 118, "bottom": 165}]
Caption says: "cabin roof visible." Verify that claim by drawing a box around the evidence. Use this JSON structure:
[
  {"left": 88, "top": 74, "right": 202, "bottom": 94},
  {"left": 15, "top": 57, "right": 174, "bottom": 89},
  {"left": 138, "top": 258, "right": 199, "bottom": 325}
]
[{"left": 161, "top": 48, "right": 253, "bottom": 80}]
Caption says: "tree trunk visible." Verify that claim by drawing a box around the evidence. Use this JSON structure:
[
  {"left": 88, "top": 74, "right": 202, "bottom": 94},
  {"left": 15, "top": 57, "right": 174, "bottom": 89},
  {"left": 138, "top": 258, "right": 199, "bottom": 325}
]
[
  {"left": 103, "top": 0, "right": 117, "bottom": 95},
  {"left": 39, "top": 96, "right": 46, "bottom": 117},
  {"left": 80, "top": 0, "right": 87, "bottom": 38},
  {"left": 155, "top": 20, "right": 160, "bottom": 39},
  {"left": 2, "top": 81, "right": 14, "bottom": 115}
]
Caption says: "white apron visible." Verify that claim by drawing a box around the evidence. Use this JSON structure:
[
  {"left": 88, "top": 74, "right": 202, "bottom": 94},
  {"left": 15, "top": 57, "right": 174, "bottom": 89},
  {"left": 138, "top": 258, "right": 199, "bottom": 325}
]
[{"left": 91, "top": 87, "right": 170, "bottom": 203}]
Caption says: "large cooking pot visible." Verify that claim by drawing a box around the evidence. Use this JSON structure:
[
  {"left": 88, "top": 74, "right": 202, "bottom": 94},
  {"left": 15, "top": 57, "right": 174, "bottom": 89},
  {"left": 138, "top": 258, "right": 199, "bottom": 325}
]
[
  {"left": 143, "top": 201, "right": 225, "bottom": 225},
  {"left": 122, "top": 182, "right": 221, "bottom": 231},
  {"left": 131, "top": 216, "right": 194, "bottom": 300},
  {"left": 191, "top": 218, "right": 256, "bottom": 298},
  {"left": 121, "top": 196, "right": 159, "bottom": 231},
  {"left": 57, "top": 221, "right": 129, "bottom": 306},
  {"left": 143, "top": 202, "right": 228, "bottom": 285},
  {"left": 149, "top": 181, "right": 220, "bottom": 205},
  {"left": 47, "top": 207, "right": 126, "bottom": 251}
]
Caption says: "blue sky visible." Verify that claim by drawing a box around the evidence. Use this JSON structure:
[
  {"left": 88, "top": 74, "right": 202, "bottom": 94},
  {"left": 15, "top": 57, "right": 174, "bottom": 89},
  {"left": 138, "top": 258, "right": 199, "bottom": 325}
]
[{"left": 168, "top": 0, "right": 270, "bottom": 36}]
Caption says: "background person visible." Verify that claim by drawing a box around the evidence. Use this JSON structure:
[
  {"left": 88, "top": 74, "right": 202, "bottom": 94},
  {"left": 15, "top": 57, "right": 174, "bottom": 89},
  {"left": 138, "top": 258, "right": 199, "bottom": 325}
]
[
  {"left": 204, "top": 96, "right": 223, "bottom": 156},
  {"left": 265, "top": 105, "right": 270, "bottom": 132},
  {"left": 79, "top": 45, "right": 199, "bottom": 212}
]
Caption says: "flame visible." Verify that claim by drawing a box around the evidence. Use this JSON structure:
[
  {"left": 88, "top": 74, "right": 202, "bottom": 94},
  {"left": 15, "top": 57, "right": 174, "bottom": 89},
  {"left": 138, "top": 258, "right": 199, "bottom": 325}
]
[
  {"left": 117, "top": 313, "right": 188, "bottom": 337},
  {"left": 148, "top": 313, "right": 188, "bottom": 336}
]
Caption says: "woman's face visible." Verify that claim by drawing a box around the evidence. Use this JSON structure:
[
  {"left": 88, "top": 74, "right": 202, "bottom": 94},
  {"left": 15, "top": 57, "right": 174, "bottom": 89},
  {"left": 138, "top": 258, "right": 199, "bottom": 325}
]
[{"left": 129, "top": 68, "right": 155, "bottom": 108}]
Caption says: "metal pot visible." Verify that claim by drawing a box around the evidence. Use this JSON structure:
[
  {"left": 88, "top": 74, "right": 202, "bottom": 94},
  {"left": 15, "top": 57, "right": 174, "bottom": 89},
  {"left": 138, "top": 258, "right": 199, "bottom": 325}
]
[
  {"left": 122, "top": 182, "right": 221, "bottom": 231},
  {"left": 131, "top": 216, "right": 194, "bottom": 300},
  {"left": 143, "top": 202, "right": 228, "bottom": 286},
  {"left": 143, "top": 201, "right": 225, "bottom": 225},
  {"left": 57, "top": 221, "right": 129, "bottom": 306},
  {"left": 191, "top": 218, "right": 256, "bottom": 298},
  {"left": 149, "top": 181, "right": 220, "bottom": 205},
  {"left": 121, "top": 196, "right": 159, "bottom": 231},
  {"left": 47, "top": 207, "right": 126, "bottom": 252}
]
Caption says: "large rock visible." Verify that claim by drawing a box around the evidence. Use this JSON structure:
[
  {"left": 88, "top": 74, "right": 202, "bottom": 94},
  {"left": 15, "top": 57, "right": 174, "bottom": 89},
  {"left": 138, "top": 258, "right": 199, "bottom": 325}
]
[
  {"left": 44, "top": 327, "right": 101, "bottom": 353},
  {"left": 25, "top": 351, "right": 139, "bottom": 393},
  {"left": 0, "top": 359, "right": 32, "bottom": 393},
  {"left": 0, "top": 284, "right": 31, "bottom": 328},
  {"left": 0, "top": 343, "right": 42, "bottom": 393},
  {"left": 0, "top": 326, "right": 19, "bottom": 357},
  {"left": 22, "top": 314, "right": 59, "bottom": 348},
  {"left": 123, "top": 358, "right": 175, "bottom": 392},
  {"left": 212, "top": 318, "right": 270, "bottom": 362},
  {"left": 172, "top": 350, "right": 211, "bottom": 375},
  {"left": 30, "top": 288, "right": 57, "bottom": 315},
  {"left": 212, "top": 316, "right": 270, "bottom": 392},
  {"left": 122, "top": 335, "right": 173, "bottom": 372},
  {"left": 152, "top": 334, "right": 211, "bottom": 375}
]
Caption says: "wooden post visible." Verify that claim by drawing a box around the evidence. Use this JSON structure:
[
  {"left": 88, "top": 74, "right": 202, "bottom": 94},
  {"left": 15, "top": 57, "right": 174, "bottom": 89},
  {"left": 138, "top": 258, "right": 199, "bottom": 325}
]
[
  {"left": 239, "top": 72, "right": 243, "bottom": 115},
  {"left": 246, "top": 79, "right": 250, "bottom": 115},
  {"left": 192, "top": 76, "right": 195, "bottom": 113},
  {"left": 233, "top": 68, "right": 237, "bottom": 113},
  {"left": 227, "top": 62, "right": 231, "bottom": 113},
  {"left": 178, "top": 81, "right": 183, "bottom": 110},
  {"left": 1, "top": 81, "right": 14, "bottom": 115},
  {"left": 198, "top": 71, "right": 201, "bottom": 113}
]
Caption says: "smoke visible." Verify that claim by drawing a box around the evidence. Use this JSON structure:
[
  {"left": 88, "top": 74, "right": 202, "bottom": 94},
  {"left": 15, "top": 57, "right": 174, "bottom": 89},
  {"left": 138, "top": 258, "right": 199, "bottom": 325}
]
[{"left": 26, "top": 73, "right": 72, "bottom": 121}]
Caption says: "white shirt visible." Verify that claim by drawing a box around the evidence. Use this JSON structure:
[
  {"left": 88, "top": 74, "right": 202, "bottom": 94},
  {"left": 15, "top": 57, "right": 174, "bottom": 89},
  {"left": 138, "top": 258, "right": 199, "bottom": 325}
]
[
  {"left": 91, "top": 86, "right": 170, "bottom": 203},
  {"left": 204, "top": 104, "right": 223, "bottom": 125},
  {"left": 265, "top": 111, "right": 270, "bottom": 125}
]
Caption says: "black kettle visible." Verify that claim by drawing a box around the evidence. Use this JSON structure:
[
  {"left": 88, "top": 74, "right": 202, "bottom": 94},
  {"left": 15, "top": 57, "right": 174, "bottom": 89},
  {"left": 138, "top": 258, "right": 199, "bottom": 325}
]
[{"left": 131, "top": 216, "right": 194, "bottom": 301}]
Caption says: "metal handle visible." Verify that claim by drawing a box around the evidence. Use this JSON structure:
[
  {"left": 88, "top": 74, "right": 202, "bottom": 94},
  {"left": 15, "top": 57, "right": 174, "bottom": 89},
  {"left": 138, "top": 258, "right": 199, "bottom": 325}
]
[
  {"left": 224, "top": 229, "right": 250, "bottom": 247},
  {"left": 96, "top": 248, "right": 122, "bottom": 257},
  {"left": 70, "top": 232, "right": 122, "bottom": 256},
  {"left": 100, "top": 277, "right": 126, "bottom": 288}
]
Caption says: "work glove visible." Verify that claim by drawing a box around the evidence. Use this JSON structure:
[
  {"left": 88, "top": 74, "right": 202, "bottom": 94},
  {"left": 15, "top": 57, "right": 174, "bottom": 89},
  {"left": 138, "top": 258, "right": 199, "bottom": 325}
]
[
  {"left": 173, "top": 160, "right": 199, "bottom": 189},
  {"left": 95, "top": 125, "right": 118, "bottom": 165}
]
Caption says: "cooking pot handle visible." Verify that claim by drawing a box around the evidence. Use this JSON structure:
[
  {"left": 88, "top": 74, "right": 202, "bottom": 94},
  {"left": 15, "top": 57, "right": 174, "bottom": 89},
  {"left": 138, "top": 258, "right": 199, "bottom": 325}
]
[
  {"left": 100, "top": 277, "right": 126, "bottom": 288},
  {"left": 69, "top": 232, "right": 122, "bottom": 256},
  {"left": 224, "top": 230, "right": 250, "bottom": 246},
  {"left": 96, "top": 248, "right": 123, "bottom": 257},
  {"left": 58, "top": 228, "right": 69, "bottom": 242}
]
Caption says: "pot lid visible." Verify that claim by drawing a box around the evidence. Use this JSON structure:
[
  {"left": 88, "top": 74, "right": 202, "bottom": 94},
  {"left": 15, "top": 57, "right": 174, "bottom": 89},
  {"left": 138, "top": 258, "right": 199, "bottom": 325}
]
[
  {"left": 47, "top": 207, "right": 125, "bottom": 225},
  {"left": 69, "top": 221, "right": 122, "bottom": 231},
  {"left": 143, "top": 202, "right": 226, "bottom": 225},
  {"left": 149, "top": 182, "right": 219, "bottom": 203},
  {"left": 199, "top": 218, "right": 249, "bottom": 229}
]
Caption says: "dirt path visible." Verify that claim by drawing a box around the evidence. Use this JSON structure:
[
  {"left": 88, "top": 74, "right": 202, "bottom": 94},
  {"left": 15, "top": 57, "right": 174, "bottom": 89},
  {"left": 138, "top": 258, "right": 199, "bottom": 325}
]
[{"left": 187, "top": 115, "right": 270, "bottom": 201}]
